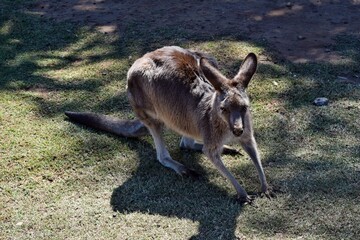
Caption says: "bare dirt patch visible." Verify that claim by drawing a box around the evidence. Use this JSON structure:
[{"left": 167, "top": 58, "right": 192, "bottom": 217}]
[{"left": 29, "top": 0, "right": 360, "bottom": 63}]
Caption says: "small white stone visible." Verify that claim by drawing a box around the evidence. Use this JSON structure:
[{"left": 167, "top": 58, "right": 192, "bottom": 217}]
[
  {"left": 297, "top": 35, "right": 306, "bottom": 40},
  {"left": 313, "top": 97, "right": 329, "bottom": 106}
]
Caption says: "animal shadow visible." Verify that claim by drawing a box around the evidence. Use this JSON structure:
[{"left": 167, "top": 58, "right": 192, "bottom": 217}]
[{"left": 110, "top": 139, "right": 244, "bottom": 239}]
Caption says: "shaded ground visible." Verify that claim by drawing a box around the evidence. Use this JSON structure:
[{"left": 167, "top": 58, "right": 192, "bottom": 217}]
[
  {"left": 30, "top": 0, "right": 360, "bottom": 63},
  {"left": 1, "top": 1, "right": 359, "bottom": 239}
]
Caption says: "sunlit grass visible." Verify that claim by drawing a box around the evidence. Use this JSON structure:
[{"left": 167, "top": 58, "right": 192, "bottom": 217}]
[{"left": 1, "top": 1, "right": 359, "bottom": 239}]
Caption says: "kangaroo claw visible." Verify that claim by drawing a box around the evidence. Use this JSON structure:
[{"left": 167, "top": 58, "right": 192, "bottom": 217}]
[
  {"left": 261, "top": 185, "right": 279, "bottom": 199},
  {"left": 261, "top": 190, "right": 276, "bottom": 199},
  {"left": 236, "top": 194, "right": 254, "bottom": 205},
  {"left": 178, "top": 167, "right": 200, "bottom": 179}
]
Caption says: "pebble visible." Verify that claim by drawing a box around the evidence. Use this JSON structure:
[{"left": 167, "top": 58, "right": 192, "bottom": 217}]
[
  {"left": 313, "top": 97, "right": 329, "bottom": 106},
  {"left": 297, "top": 35, "right": 306, "bottom": 40}
]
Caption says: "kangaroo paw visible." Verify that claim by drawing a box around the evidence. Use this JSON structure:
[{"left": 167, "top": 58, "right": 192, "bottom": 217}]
[
  {"left": 260, "top": 190, "right": 276, "bottom": 199},
  {"left": 235, "top": 194, "right": 254, "bottom": 205},
  {"left": 177, "top": 166, "right": 200, "bottom": 179},
  {"left": 260, "top": 184, "right": 279, "bottom": 199}
]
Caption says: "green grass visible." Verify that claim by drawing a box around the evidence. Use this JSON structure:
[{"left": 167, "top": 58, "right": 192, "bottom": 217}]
[{"left": 1, "top": 1, "right": 360, "bottom": 239}]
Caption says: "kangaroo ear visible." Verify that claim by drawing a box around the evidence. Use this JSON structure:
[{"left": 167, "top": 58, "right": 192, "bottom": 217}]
[
  {"left": 199, "top": 57, "right": 229, "bottom": 91},
  {"left": 233, "top": 53, "right": 257, "bottom": 89}
]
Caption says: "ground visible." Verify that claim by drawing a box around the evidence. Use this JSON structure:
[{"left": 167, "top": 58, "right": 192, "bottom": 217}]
[
  {"left": 1, "top": 0, "right": 360, "bottom": 239},
  {"left": 31, "top": 0, "right": 360, "bottom": 64}
]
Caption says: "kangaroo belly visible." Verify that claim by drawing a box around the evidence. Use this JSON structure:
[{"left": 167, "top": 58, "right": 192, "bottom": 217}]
[
  {"left": 156, "top": 106, "right": 202, "bottom": 140},
  {"left": 149, "top": 84, "right": 204, "bottom": 140}
]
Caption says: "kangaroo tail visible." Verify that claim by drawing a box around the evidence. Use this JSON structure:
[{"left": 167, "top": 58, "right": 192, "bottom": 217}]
[{"left": 64, "top": 111, "right": 149, "bottom": 138}]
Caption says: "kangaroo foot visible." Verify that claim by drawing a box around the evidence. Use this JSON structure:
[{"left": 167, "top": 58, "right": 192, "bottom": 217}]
[
  {"left": 178, "top": 166, "right": 200, "bottom": 179},
  {"left": 261, "top": 185, "right": 282, "bottom": 199},
  {"left": 158, "top": 155, "right": 200, "bottom": 179},
  {"left": 222, "top": 145, "right": 241, "bottom": 155},
  {"left": 261, "top": 190, "right": 276, "bottom": 199},
  {"left": 236, "top": 194, "right": 254, "bottom": 205}
]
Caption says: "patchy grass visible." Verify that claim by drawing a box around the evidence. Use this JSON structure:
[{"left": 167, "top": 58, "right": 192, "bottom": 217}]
[{"left": 1, "top": 1, "right": 359, "bottom": 240}]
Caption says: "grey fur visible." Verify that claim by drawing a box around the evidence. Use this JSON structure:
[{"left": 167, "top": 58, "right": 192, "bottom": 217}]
[{"left": 65, "top": 46, "right": 269, "bottom": 203}]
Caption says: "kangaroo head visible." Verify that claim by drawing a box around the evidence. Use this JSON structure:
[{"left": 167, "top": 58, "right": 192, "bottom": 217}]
[{"left": 200, "top": 53, "right": 257, "bottom": 136}]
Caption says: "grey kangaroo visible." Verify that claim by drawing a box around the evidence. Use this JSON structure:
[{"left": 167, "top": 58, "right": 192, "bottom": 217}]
[{"left": 65, "top": 46, "right": 269, "bottom": 203}]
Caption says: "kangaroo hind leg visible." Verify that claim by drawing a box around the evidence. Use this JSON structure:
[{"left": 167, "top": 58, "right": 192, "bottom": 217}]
[
  {"left": 179, "top": 137, "right": 203, "bottom": 151},
  {"left": 138, "top": 112, "right": 198, "bottom": 177},
  {"left": 180, "top": 136, "right": 239, "bottom": 155}
]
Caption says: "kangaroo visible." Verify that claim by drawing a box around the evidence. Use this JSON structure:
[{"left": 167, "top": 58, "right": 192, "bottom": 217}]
[{"left": 65, "top": 46, "right": 269, "bottom": 203}]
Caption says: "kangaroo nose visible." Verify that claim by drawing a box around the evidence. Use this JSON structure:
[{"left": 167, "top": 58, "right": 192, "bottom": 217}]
[{"left": 232, "top": 127, "right": 243, "bottom": 136}]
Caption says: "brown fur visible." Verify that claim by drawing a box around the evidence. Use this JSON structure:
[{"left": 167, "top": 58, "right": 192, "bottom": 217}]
[
  {"left": 65, "top": 46, "right": 269, "bottom": 203},
  {"left": 127, "top": 46, "right": 268, "bottom": 203}
]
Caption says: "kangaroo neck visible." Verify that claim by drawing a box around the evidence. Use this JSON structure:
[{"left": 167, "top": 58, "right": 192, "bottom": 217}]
[{"left": 208, "top": 91, "right": 228, "bottom": 127}]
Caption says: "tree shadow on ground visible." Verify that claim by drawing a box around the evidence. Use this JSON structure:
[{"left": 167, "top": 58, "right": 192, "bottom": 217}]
[
  {"left": 30, "top": 0, "right": 360, "bottom": 63},
  {"left": 2, "top": 0, "right": 360, "bottom": 239}
]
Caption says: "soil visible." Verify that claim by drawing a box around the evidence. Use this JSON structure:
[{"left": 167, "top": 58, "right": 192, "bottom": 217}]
[{"left": 29, "top": 0, "right": 360, "bottom": 63}]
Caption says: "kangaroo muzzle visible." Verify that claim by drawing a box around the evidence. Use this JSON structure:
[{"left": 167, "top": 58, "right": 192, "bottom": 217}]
[
  {"left": 232, "top": 126, "right": 244, "bottom": 136},
  {"left": 230, "top": 112, "right": 244, "bottom": 136}
]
